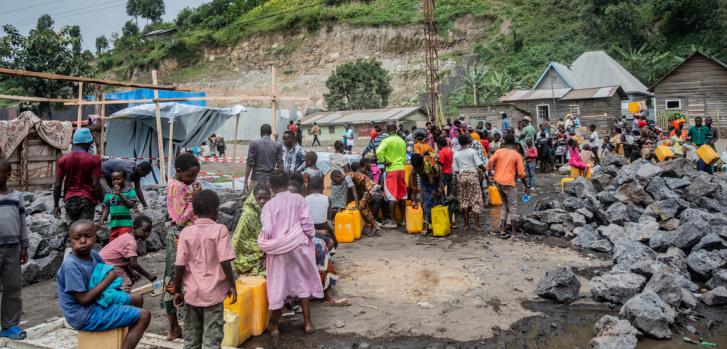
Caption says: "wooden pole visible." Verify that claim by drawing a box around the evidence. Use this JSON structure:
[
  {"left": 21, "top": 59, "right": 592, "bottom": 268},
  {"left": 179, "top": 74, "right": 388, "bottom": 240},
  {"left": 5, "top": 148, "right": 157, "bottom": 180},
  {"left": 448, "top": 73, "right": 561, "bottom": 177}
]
[
  {"left": 0, "top": 94, "right": 75, "bottom": 103},
  {"left": 0, "top": 67, "right": 195, "bottom": 91},
  {"left": 166, "top": 119, "right": 174, "bottom": 183},
  {"left": 99, "top": 96, "right": 106, "bottom": 156},
  {"left": 64, "top": 95, "right": 310, "bottom": 106},
  {"left": 151, "top": 70, "right": 167, "bottom": 185},
  {"left": 76, "top": 82, "right": 83, "bottom": 126},
  {"left": 717, "top": 110, "right": 722, "bottom": 139},
  {"left": 231, "top": 114, "right": 240, "bottom": 190},
  {"left": 271, "top": 66, "right": 277, "bottom": 139},
  {"left": 20, "top": 137, "right": 28, "bottom": 190}
]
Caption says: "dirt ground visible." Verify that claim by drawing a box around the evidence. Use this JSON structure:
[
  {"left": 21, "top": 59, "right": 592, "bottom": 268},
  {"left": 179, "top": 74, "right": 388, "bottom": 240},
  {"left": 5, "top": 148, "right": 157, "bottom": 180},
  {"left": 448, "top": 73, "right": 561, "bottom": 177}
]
[{"left": 18, "top": 172, "right": 727, "bottom": 348}]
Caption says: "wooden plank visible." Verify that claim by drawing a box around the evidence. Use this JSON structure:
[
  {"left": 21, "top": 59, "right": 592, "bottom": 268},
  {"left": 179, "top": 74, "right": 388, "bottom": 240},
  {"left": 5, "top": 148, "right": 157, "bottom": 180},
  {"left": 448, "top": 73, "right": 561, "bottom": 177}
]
[
  {"left": 99, "top": 96, "right": 105, "bottom": 156},
  {"left": 151, "top": 70, "right": 167, "bottom": 185},
  {"left": 0, "top": 67, "right": 195, "bottom": 91},
  {"left": 271, "top": 66, "right": 278, "bottom": 138},
  {"left": 64, "top": 95, "right": 310, "bottom": 106},
  {"left": 76, "top": 82, "right": 84, "bottom": 126},
  {"left": 0, "top": 94, "right": 75, "bottom": 103}
]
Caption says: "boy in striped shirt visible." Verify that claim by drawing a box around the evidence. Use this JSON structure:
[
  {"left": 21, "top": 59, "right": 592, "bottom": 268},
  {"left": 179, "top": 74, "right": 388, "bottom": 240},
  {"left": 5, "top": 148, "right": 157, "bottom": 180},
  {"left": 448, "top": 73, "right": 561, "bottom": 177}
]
[{"left": 100, "top": 170, "right": 138, "bottom": 241}]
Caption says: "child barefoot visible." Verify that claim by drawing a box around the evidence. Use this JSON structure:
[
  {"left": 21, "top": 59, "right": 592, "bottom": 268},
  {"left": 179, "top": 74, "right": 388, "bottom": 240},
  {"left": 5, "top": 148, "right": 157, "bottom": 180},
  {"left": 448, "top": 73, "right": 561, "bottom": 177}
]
[
  {"left": 99, "top": 216, "right": 157, "bottom": 290},
  {"left": 56, "top": 220, "right": 150, "bottom": 349},
  {"left": 258, "top": 173, "right": 323, "bottom": 336},
  {"left": 173, "top": 190, "right": 237, "bottom": 349},
  {"left": 163, "top": 153, "right": 201, "bottom": 340}
]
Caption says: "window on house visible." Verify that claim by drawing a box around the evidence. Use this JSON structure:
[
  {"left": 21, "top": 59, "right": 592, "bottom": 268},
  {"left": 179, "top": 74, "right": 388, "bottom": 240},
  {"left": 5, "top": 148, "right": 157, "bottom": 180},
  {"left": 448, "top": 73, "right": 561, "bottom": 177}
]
[
  {"left": 569, "top": 105, "right": 580, "bottom": 116},
  {"left": 328, "top": 126, "right": 335, "bottom": 134},
  {"left": 537, "top": 104, "right": 550, "bottom": 120},
  {"left": 665, "top": 99, "right": 681, "bottom": 110}
]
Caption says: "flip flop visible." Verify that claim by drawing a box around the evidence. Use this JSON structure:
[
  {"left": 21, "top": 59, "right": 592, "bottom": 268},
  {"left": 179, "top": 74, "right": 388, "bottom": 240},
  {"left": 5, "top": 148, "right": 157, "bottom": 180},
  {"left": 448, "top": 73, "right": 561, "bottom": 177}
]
[
  {"left": 499, "top": 231, "right": 511, "bottom": 239},
  {"left": 0, "top": 325, "right": 27, "bottom": 340},
  {"left": 303, "top": 327, "right": 315, "bottom": 335},
  {"left": 322, "top": 298, "right": 352, "bottom": 307}
]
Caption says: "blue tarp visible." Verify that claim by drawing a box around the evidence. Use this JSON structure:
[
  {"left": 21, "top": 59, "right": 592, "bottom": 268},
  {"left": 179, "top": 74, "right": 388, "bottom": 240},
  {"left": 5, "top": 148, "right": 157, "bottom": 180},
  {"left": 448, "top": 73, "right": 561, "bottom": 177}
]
[{"left": 105, "top": 89, "right": 206, "bottom": 107}]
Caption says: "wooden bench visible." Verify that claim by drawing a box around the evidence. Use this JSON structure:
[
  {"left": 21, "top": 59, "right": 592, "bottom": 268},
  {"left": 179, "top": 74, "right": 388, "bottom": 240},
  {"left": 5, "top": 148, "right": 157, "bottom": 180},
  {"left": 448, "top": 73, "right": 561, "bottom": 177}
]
[{"left": 77, "top": 327, "right": 128, "bottom": 349}]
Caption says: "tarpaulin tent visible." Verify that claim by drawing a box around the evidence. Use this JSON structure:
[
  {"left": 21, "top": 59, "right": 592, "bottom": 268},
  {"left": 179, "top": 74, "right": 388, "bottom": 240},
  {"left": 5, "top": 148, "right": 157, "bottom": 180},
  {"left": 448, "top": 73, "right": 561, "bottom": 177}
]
[
  {"left": 105, "top": 88, "right": 207, "bottom": 107},
  {"left": 214, "top": 106, "right": 299, "bottom": 141},
  {"left": 105, "top": 103, "right": 243, "bottom": 184}
]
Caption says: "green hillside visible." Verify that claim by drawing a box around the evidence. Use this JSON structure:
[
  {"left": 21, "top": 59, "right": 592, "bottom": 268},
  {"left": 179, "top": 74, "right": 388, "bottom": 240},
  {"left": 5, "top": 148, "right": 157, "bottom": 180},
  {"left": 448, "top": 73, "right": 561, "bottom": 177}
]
[{"left": 100, "top": 0, "right": 726, "bottom": 103}]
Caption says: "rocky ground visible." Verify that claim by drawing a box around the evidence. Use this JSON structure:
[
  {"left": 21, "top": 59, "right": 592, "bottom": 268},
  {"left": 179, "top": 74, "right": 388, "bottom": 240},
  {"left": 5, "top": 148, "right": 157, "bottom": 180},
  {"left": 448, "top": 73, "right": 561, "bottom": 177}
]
[
  {"left": 16, "top": 169, "right": 727, "bottom": 348},
  {"left": 528, "top": 157, "right": 727, "bottom": 348}
]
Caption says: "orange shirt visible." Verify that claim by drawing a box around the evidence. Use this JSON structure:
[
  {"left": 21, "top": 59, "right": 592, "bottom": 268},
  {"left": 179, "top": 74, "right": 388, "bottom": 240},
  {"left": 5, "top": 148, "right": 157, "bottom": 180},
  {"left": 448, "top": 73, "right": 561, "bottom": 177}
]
[
  {"left": 486, "top": 147, "right": 525, "bottom": 186},
  {"left": 470, "top": 132, "right": 481, "bottom": 141},
  {"left": 413, "top": 142, "right": 434, "bottom": 155}
]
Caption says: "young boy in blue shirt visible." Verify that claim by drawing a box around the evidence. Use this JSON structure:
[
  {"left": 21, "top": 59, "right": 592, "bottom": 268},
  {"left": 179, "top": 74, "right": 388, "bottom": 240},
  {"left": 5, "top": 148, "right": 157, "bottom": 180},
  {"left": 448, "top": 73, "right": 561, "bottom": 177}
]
[{"left": 56, "top": 220, "right": 150, "bottom": 348}]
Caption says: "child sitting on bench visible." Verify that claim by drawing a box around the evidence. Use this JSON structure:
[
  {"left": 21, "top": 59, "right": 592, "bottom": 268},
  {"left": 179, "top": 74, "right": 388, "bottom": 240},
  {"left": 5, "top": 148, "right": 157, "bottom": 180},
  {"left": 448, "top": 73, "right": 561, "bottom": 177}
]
[{"left": 56, "top": 220, "right": 150, "bottom": 349}]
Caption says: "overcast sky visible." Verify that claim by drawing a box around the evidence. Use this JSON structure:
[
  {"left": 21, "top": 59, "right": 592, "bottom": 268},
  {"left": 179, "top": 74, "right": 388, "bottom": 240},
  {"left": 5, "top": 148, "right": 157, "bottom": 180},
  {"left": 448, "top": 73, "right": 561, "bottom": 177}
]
[{"left": 0, "top": 0, "right": 209, "bottom": 51}]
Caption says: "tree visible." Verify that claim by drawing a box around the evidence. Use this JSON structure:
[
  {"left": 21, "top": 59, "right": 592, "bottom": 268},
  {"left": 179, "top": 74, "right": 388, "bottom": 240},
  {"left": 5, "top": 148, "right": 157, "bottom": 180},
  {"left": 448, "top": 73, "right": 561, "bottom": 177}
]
[
  {"left": 460, "top": 64, "right": 488, "bottom": 106},
  {"left": 95, "top": 35, "right": 109, "bottom": 56},
  {"left": 36, "top": 14, "right": 54, "bottom": 32},
  {"left": 324, "top": 58, "right": 392, "bottom": 111},
  {"left": 0, "top": 24, "right": 95, "bottom": 117},
  {"left": 139, "top": 0, "right": 165, "bottom": 23},
  {"left": 122, "top": 20, "right": 140, "bottom": 37},
  {"left": 126, "top": 0, "right": 142, "bottom": 24},
  {"left": 67, "top": 25, "right": 82, "bottom": 54}
]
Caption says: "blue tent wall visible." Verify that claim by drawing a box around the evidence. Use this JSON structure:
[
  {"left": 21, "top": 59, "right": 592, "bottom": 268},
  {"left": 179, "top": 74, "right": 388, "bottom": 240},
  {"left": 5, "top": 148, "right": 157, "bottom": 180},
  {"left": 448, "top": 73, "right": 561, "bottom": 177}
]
[{"left": 105, "top": 89, "right": 206, "bottom": 107}]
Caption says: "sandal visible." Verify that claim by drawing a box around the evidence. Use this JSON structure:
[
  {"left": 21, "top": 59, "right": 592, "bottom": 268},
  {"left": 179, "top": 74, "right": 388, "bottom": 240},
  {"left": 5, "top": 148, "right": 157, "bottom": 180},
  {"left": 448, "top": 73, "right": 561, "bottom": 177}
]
[
  {"left": 499, "top": 231, "right": 511, "bottom": 239},
  {"left": 0, "top": 325, "right": 27, "bottom": 340},
  {"left": 322, "top": 298, "right": 352, "bottom": 307}
]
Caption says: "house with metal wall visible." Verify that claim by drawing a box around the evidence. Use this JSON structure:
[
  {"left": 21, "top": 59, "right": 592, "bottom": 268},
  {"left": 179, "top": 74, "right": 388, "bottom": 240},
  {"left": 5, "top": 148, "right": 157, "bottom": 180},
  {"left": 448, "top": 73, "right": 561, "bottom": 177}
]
[{"left": 300, "top": 107, "right": 428, "bottom": 144}]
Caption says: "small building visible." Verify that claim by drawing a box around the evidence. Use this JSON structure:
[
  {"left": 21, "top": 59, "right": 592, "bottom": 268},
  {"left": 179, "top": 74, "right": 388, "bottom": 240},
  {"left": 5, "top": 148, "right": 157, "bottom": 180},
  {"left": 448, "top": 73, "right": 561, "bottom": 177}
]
[
  {"left": 300, "top": 107, "right": 428, "bottom": 144},
  {"left": 649, "top": 52, "right": 727, "bottom": 123},
  {"left": 480, "top": 51, "right": 650, "bottom": 135},
  {"left": 143, "top": 28, "right": 177, "bottom": 42}
]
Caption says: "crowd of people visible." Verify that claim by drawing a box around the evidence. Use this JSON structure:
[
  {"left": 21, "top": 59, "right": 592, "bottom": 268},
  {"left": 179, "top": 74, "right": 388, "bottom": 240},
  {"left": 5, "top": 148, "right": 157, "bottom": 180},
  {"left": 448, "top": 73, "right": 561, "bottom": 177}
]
[{"left": 0, "top": 107, "right": 720, "bottom": 348}]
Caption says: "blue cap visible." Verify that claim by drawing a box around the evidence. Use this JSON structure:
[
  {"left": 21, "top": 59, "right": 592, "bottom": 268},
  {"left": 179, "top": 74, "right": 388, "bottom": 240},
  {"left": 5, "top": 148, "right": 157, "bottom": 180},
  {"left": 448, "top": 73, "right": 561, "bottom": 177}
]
[{"left": 72, "top": 128, "right": 93, "bottom": 144}]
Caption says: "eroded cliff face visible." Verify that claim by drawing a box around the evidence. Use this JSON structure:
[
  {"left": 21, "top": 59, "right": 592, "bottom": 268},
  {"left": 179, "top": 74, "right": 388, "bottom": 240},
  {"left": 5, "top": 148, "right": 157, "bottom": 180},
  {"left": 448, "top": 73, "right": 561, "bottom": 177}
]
[{"left": 148, "top": 15, "right": 490, "bottom": 109}]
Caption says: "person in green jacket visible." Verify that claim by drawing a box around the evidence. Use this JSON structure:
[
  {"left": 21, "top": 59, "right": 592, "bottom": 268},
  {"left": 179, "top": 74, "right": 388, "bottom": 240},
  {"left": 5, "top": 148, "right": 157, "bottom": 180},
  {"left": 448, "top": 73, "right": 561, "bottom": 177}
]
[
  {"left": 231, "top": 185, "right": 271, "bottom": 275},
  {"left": 376, "top": 122, "right": 408, "bottom": 228}
]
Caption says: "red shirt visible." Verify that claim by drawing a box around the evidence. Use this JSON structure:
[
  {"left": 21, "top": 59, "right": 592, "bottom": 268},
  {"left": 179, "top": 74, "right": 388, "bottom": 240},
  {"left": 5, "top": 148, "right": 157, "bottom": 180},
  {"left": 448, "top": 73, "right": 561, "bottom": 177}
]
[
  {"left": 437, "top": 147, "right": 453, "bottom": 174},
  {"left": 637, "top": 120, "right": 647, "bottom": 129},
  {"left": 57, "top": 150, "right": 102, "bottom": 203},
  {"left": 370, "top": 129, "right": 378, "bottom": 141},
  {"left": 288, "top": 124, "right": 298, "bottom": 134},
  {"left": 480, "top": 139, "right": 490, "bottom": 154}
]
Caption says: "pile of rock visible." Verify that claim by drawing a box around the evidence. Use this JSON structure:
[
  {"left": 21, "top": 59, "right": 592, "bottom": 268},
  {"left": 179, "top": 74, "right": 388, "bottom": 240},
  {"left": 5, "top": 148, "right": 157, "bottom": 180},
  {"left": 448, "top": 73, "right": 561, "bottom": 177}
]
[
  {"left": 20, "top": 186, "right": 244, "bottom": 285},
  {"left": 530, "top": 158, "right": 727, "bottom": 346}
]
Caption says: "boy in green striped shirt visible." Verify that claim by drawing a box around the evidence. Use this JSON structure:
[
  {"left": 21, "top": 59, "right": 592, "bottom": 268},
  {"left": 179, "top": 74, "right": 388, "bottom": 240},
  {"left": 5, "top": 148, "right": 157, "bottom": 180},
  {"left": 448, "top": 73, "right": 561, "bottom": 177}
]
[{"left": 100, "top": 170, "right": 138, "bottom": 241}]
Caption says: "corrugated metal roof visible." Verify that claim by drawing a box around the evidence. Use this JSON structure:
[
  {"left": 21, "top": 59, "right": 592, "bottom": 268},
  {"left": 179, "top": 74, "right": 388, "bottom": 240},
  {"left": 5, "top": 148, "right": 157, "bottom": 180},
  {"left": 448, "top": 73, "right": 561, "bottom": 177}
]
[
  {"left": 301, "top": 107, "right": 423, "bottom": 126},
  {"left": 560, "top": 86, "right": 621, "bottom": 100},
  {"left": 571, "top": 51, "right": 650, "bottom": 95},
  {"left": 499, "top": 88, "right": 571, "bottom": 102},
  {"left": 531, "top": 51, "right": 650, "bottom": 96}
]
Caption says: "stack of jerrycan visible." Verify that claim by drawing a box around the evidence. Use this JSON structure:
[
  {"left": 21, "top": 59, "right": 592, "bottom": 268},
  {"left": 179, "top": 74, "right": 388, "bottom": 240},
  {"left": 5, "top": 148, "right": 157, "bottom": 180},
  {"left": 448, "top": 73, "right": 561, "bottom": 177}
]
[
  {"left": 344, "top": 202, "right": 363, "bottom": 240},
  {"left": 334, "top": 207, "right": 361, "bottom": 243},
  {"left": 223, "top": 275, "right": 269, "bottom": 345}
]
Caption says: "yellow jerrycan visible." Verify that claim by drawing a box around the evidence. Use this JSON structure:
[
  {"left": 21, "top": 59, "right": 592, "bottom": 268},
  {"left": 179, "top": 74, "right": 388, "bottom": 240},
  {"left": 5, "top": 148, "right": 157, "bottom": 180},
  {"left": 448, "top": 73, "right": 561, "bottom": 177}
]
[
  {"left": 697, "top": 144, "right": 719, "bottom": 164},
  {"left": 488, "top": 185, "right": 502, "bottom": 205},
  {"left": 236, "top": 276, "right": 269, "bottom": 336},
  {"left": 345, "top": 202, "right": 363, "bottom": 239},
  {"left": 334, "top": 210, "right": 356, "bottom": 243},
  {"left": 431, "top": 205, "right": 450, "bottom": 237},
  {"left": 221, "top": 310, "right": 241, "bottom": 347},
  {"left": 405, "top": 205, "right": 423, "bottom": 234}
]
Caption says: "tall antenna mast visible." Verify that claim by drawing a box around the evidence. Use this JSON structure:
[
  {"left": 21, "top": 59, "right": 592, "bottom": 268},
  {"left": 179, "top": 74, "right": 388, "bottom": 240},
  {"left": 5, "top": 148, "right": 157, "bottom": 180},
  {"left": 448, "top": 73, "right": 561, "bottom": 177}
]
[{"left": 423, "top": 0, "right": 443, "bottom": 127}]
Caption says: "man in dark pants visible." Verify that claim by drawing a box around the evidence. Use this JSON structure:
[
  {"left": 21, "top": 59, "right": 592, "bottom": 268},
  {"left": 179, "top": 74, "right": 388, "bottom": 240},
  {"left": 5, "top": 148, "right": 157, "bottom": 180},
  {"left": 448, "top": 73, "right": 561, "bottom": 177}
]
[
  {"left": 53, "top": 128, "right": 103, "bottom": 222},
  {"left": 101, "top": 159, "right": 152, "bottom": 208}
]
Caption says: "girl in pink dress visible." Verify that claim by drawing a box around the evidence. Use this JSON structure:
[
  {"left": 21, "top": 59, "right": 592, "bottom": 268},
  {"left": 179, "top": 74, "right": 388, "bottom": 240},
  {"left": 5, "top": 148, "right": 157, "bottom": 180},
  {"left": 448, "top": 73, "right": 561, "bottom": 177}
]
[
  {"left": 568, "top": 138, "right": 588, "bottom": 177},
  {"left": 258, "top": 173, "right": 324, "bottom": 336}
]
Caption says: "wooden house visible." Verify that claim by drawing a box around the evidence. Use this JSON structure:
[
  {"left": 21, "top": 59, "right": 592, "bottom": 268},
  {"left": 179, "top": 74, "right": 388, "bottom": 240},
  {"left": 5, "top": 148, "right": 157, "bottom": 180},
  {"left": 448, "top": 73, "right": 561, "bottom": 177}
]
[
  {"left": 486, "top": 51, "right": 649, "bottom": 135},
  {"left": 649, "top": 52, "right": 727, "bottom": 124}
]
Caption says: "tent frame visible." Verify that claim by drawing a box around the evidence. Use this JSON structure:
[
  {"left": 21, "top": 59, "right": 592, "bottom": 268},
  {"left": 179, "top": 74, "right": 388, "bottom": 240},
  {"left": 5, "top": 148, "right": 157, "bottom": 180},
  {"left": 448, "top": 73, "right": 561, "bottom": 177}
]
[{"left": 0, "top": 66, "right": 309, "bottom": 185}]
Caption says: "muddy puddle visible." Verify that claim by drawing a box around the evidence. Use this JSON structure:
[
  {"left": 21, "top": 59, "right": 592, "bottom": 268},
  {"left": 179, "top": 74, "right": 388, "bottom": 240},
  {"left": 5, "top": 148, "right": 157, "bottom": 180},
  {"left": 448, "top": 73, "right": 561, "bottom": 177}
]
[{"left": 240, "top": 300, "right": 727, "bottom": 349}]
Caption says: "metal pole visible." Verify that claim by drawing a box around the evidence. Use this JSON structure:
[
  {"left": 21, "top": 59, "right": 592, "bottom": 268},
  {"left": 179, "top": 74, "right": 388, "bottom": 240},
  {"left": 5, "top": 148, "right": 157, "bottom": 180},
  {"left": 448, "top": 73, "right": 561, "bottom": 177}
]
[
  {"left": 99, "top": 96, "right": 105, "bottom": 156},
  {"left": 231, "top": 114, "right": 240, "bottom": 190},
  {"left": 271, "top": 66, "right": 277, "bottom": 139}
]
